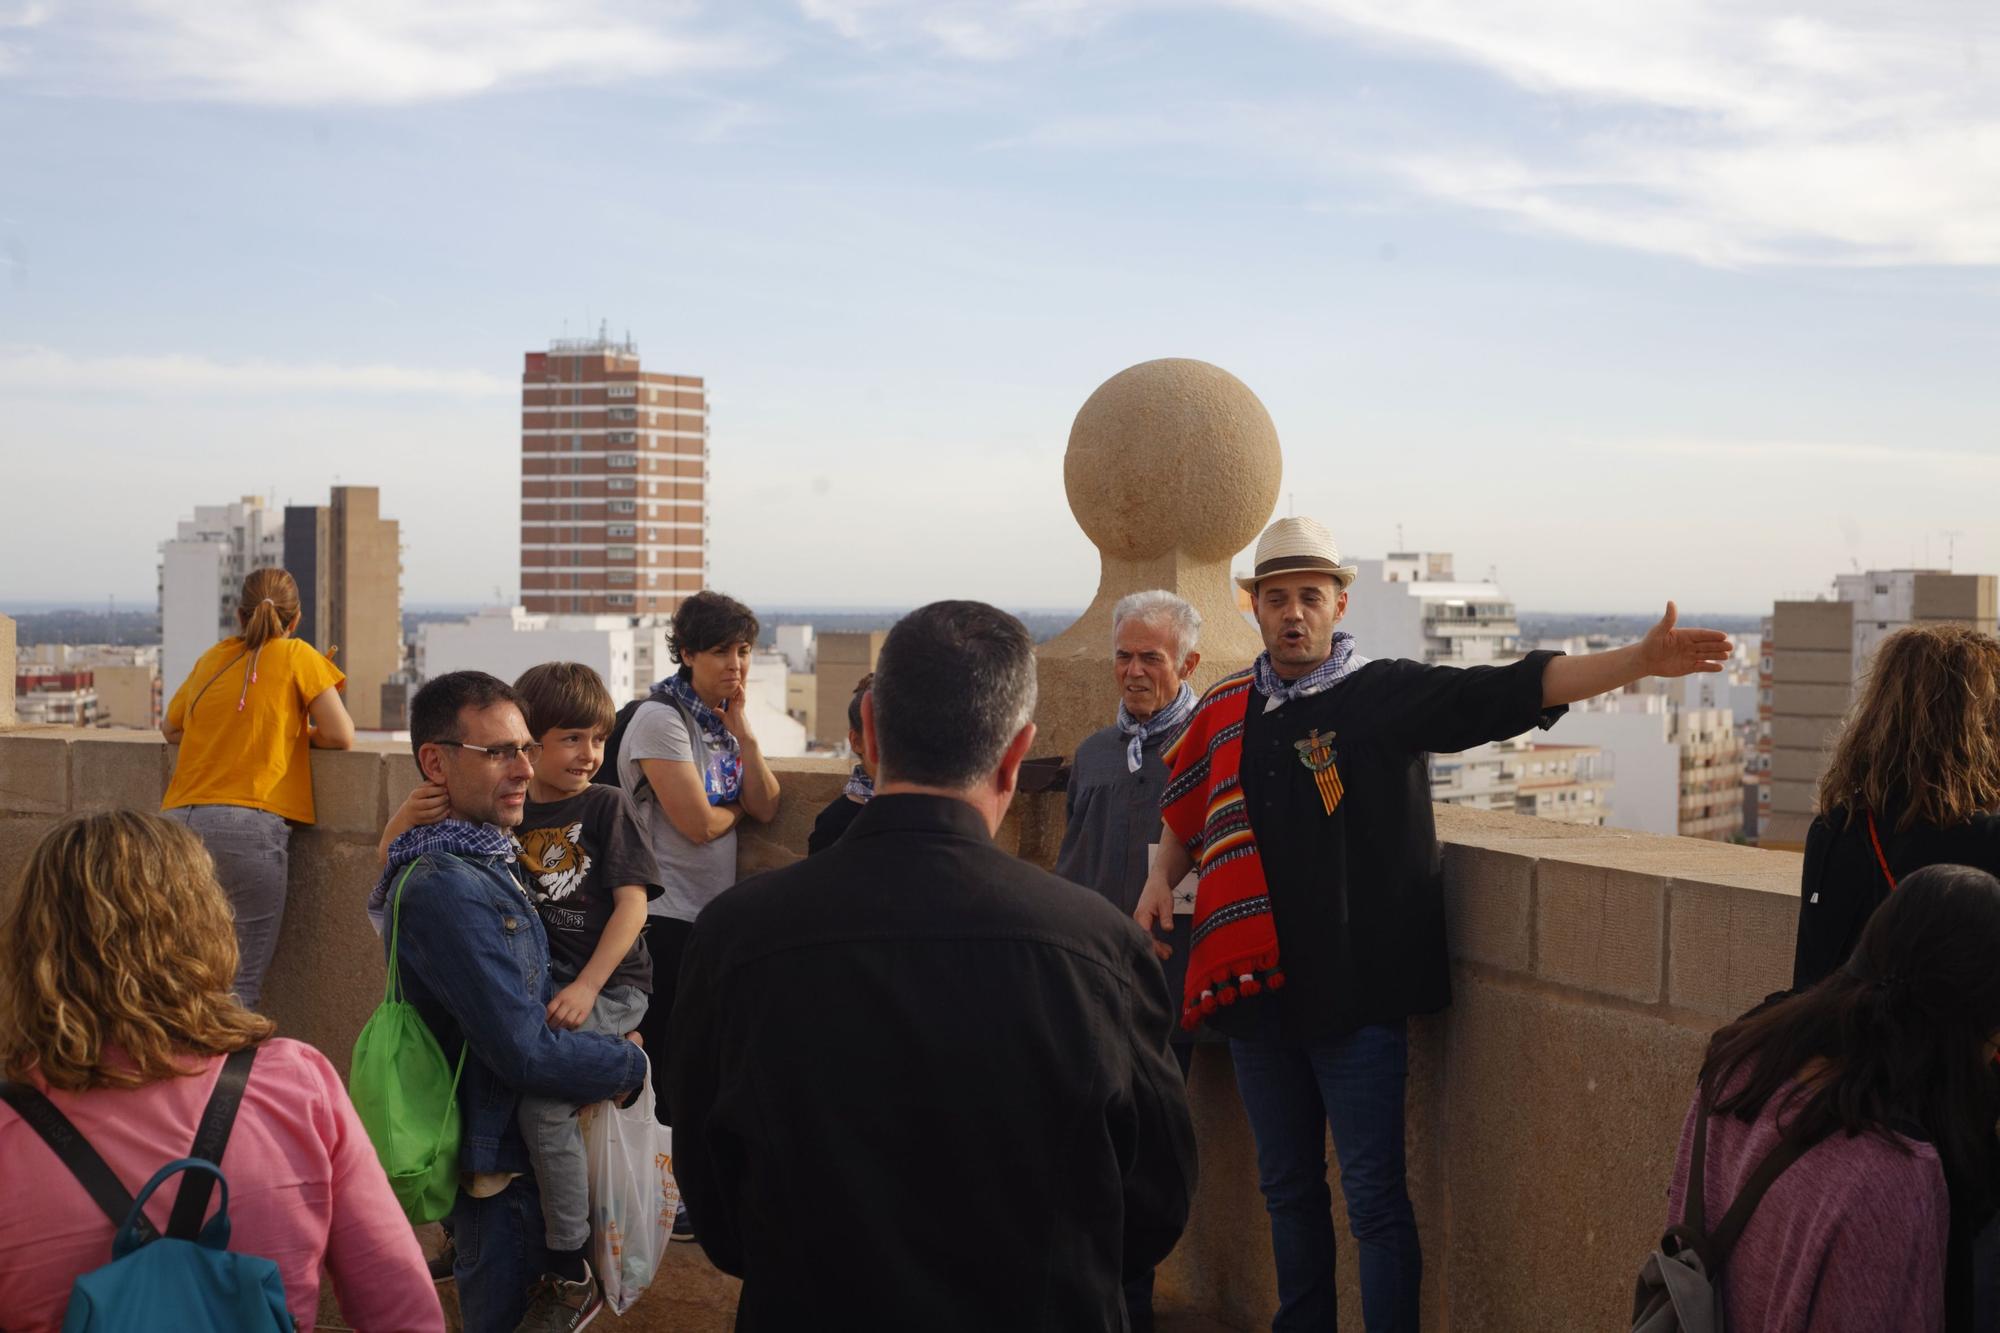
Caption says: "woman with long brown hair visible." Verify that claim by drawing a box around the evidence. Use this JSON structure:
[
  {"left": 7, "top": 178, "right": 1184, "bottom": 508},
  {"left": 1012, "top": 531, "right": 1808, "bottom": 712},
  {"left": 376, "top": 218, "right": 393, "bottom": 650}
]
[
  {"left": 0, "top": 812, "right": 439, "bottom": 1331},
  {"left": 1794, "top": 624, "right": 2000, "bottom": 989},
  {"left": 161, "top": 567, "right": 353, "bottom": 1009},
  {"left": 1669, "top": 864, "right": 2000, "bottom": 1332}
]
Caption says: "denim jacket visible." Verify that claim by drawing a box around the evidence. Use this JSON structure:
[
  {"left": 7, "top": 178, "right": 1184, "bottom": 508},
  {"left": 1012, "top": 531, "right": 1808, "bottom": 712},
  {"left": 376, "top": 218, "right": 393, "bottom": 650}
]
[{"left": 391, "top": 850, "right": 647, "bottom": 1174}]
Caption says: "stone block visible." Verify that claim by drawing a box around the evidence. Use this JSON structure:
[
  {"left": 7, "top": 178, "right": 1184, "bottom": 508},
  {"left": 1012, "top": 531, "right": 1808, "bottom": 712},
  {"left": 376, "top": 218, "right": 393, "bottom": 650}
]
[
  {"left": 1442, "top": 842, "right": 1534, "bottom": 972},
  {"left": 0, "top": 814, "right": 61, "bottom": 912},
  {"left": 1440, "top": 974, "right": 1709, "bottom": 1331},
  {"left": 307, "top": 748, "right": 387, "bottom": 835},
  {"left": 262, "top": 833, "right": 389, "bottom": 1078},
  {"left": 70, "top": 734, "right": 167, "bottom": 812},
  {"left": 1533, "top": 858, "right": 1666, "bottom": 1003},
  {"left": 0, "top": 734, "right": 70, "bottom": 814},
  {"left": 1666, "top": 879, "right": 1798, "bottom": 1019}
]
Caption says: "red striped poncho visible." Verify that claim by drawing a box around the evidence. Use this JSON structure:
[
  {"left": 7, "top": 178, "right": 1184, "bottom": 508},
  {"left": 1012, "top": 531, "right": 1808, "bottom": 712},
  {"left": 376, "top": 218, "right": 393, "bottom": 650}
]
[{"left": 1159, "top": 669, "right": 1285, "bottom": 1030}]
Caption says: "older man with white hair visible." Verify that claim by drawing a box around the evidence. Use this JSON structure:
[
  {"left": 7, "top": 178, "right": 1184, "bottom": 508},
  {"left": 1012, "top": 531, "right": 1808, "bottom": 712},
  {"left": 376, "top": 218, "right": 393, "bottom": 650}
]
[{"left": 1053, "top": 589, "right": 1204, "bottom": 1333}]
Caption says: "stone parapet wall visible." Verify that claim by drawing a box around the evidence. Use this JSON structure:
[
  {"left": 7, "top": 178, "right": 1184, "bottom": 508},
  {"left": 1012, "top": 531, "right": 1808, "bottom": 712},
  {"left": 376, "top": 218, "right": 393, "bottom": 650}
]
[{"left": 0, "top": 731, "right": 1804, "bottom": 1331}]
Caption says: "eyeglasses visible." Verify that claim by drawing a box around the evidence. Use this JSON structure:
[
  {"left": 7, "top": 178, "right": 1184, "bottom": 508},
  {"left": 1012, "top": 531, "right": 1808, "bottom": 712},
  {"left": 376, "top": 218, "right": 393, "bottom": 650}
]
[{"left": 439, "top": 741, "right": 544, "bottom": 765}]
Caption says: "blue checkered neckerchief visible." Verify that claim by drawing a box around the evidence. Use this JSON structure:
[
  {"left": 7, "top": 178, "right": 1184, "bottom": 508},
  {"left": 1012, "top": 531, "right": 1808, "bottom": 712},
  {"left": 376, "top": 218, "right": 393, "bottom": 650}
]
[
  {"left": 366, "top": 818, "right": 520, "bottom": 935},
  {"left": 1251, "top": 632, "right": 1367, "bottom": 709},
  {"left": 1116, "top": 682, "right": 1197, "bottom": 773},
  {"left": 655, "top": 674, "right": 745, "bottom": 805},
  {"left": 842, "top": 764, "right": 874, "bottom": 803}
]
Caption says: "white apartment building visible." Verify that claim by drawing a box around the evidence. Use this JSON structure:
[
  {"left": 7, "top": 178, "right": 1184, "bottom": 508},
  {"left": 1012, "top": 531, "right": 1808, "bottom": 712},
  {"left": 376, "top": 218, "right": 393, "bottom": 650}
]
[
  {"left": 773, "top": 624, "right": 816, "bottom": 676},
  {"left": 159, "top": 496, "right": 284, "bottom": 700},
  {"left": 1430, "top": 736, "right": 1611, "bottom": 826},
  {"left": 1343, "top": 553, "right": 1520, "bottom": 665},
  {"left": 1553, "top": 697, "right": 1743, "bottom": 840},
  {"left": 416, "top": 607, "right": 806, "bottom": 757}
]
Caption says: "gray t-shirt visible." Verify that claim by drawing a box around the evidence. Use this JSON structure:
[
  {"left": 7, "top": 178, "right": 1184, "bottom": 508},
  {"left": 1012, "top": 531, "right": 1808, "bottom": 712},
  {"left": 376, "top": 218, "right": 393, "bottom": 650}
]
[{"left": 617, "top": 700, "right": 739, "bottom": 922}]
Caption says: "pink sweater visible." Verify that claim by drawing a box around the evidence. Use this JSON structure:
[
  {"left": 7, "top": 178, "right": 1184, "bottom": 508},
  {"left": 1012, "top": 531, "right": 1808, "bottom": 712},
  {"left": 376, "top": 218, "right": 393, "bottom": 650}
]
[
  {"left": 0, "top": 1038, "right": 442, "bottom": 1333},
  {"left": 1667, "top": 1087, "right": 1948, "bottom": 1333}
]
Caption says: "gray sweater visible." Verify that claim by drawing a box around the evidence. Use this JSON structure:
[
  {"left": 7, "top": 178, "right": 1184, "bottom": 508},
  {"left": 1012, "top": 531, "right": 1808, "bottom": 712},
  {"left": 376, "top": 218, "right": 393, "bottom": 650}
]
[{"left": 1054, "top": 723, "right": 1195, "bottom": 1038}]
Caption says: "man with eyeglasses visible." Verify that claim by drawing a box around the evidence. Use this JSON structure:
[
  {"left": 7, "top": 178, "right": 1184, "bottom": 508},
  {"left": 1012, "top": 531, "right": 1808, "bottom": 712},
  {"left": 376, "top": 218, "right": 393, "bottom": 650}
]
[{"left": 372, "top": 670, "right": 646, "bottom": 1333}]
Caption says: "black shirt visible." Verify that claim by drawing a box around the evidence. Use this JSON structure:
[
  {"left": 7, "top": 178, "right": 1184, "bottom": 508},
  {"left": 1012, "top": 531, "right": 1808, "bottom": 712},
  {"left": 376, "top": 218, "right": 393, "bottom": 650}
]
[
  {"left": 806, "top": 793, "right": 867, "bottom": 856},
  {"left": 517, "top": 785, "right": 663, "bottom": 992},
  {"left": 665, "top": 794, "right": 1195, "bottom": 1331},
  {"left": 1794, "top": 805, "right": 2000, "bottom": 989},
  {"left": 1213, "top": 652, "right": 1564, "bottom": 1044}
]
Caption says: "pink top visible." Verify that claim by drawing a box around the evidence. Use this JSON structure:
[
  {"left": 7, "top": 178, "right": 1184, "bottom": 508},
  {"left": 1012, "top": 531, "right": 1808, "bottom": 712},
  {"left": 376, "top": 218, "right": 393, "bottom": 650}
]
[
  {"left": 1667, "top": 1086, "right": 1948, "bottom": 1333},
  {"left": 0, "top": 1038, "right": 442, "bottom": 1333}
]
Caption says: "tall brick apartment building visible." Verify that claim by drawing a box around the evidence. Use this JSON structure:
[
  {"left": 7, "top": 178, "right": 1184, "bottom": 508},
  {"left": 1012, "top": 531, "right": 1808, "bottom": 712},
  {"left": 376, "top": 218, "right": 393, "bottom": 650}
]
[{"left": 521, "top": 332, "right": 709, "bottom": 616}]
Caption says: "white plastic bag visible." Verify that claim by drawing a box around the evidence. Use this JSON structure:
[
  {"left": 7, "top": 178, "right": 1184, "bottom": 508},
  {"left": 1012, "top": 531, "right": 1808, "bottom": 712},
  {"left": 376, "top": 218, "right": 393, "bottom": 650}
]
[{"left": 580, "top": 1055, "right": 679, "bottom": 1314}]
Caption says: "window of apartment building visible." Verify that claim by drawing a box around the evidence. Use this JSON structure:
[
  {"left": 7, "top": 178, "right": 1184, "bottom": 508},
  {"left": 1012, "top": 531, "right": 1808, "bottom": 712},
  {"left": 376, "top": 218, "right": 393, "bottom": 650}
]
[
  {"left": 608, "top": 570, "right": 635, "bottom": 584},
  {"left": 607, "top": 545, "right": 636, "bottom": 561},
  {"left": 608, "top": 454, "right": 637, "bottom": 469},
  {"left": 607, "top": 524, "right": 636, "bottom": 538},
  {"left": 608, "top": 407, "right": 637, "bottom": 423},
  {"left": 608, "top": 478, "right": 636, "bottom": 491},
  {"left": 609, "top": 499, "right": 636, "bottom": 515},
  {"left": 609, "top": 431, "right": 636, "bottom": 445},
  {"left": 608, "top": 383, "right": 637, "bottom": 398},
  {"left": 1875, "top": 583, "right": 1888, "bottom": 594},
  {"left": 608, "top": 593, "right": 634, "bottom": 608}
]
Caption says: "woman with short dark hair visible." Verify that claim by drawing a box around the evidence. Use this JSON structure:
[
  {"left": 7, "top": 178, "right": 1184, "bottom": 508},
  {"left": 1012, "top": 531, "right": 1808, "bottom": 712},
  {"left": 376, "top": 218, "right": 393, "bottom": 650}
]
[
  {"left": 1794, "top": 624, "right": 2000, "bottom": 989},
  {"left": 615, "top": 591, "right": 781, "bottom": 1141},
  {"left": 1671, "top": 863, "right": 2000, "bottom": 1333}
]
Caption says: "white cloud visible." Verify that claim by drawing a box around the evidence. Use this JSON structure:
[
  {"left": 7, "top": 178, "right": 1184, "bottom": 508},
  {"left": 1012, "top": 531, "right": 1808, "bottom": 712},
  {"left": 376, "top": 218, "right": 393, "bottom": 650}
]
[
  {"left": 1233, "top": 0, "right": 2000, "bottom": 266},
  {"left": 0, "top": 344, "right": 510, "bottom": 396},
  {"left": 15, "top": 0, "right": 758, "bottom": 104},
  {"left": 1631, "top": 436, "right": 2000, "bottom": 473},
  {"left": 797, "top": 0, "right": 1126, "bottom": 60}
]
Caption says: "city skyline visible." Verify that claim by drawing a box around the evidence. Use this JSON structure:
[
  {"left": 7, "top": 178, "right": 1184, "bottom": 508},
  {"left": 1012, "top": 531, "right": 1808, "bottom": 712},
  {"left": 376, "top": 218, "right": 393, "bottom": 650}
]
[{"left": 5, "top": 2, "right": 1997, "bottom": 613}]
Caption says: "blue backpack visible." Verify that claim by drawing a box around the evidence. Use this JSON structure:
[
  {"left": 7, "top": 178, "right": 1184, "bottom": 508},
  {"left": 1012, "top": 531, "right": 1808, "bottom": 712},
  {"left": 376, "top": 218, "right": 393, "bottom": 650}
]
[{"left": 0, "top": 1045, "right": 294, "bottom": 1332}]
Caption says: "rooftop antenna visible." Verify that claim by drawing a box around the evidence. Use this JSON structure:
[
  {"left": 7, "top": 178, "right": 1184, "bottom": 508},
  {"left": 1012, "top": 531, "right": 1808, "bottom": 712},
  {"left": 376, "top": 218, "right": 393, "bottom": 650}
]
[
  {"left": 1396, "top": 522, "right": 1405, "bottom": 549},
  {"left": 1942, "top": 529, "right": 1963, "bottom": 570}
]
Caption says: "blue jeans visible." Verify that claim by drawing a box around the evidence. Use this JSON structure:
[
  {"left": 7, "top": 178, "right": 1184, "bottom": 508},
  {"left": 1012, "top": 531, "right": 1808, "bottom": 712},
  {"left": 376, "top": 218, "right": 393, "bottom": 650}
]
[
  {"left": 452, "top": 1175, "right": 549, "bottom": 1333},
  {"left": 1230, "top": 1023, "right": 1420, "bottom": 1332},
  {"left": 165, "top": 804, "right": 290, "bottom": 1010}
]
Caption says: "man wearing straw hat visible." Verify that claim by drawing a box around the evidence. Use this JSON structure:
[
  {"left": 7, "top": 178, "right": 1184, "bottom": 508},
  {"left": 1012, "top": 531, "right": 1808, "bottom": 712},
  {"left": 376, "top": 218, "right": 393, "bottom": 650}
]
[{"left": 1136, "top": 516, "right": 1730, "bottom": 1332}]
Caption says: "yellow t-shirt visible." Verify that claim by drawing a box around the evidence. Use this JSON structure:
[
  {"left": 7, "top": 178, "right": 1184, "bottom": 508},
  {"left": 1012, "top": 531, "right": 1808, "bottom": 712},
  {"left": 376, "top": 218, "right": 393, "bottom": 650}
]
[{"left": 162, "top": 637, "right": 346, "bottom": 825}]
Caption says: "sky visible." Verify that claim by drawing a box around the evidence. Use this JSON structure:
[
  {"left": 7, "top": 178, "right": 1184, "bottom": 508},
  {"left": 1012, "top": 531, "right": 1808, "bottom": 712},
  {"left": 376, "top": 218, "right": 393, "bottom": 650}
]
[{"left": 3, "top": 0, "right": 1998, "bottom": 614}]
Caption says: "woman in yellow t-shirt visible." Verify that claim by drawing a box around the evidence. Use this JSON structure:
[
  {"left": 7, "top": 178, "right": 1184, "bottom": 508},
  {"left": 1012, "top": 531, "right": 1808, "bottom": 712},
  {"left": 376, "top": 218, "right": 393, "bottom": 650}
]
[{"left": 161, "top": 567, "right": 354, "bottom": 1009}]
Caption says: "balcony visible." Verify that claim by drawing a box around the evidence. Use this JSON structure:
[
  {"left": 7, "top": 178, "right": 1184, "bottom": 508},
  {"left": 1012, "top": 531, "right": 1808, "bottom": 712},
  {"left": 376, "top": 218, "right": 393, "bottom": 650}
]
[{"left": 0, "top": 730, "right": 1803, "bottom": 1332}]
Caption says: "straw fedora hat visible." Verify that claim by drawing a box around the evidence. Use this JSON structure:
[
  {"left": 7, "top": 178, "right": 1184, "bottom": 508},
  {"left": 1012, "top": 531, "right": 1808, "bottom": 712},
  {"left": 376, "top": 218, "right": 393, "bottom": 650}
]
[{"left": 1235, "top": 516, "right": 1359, "bottom": 593}]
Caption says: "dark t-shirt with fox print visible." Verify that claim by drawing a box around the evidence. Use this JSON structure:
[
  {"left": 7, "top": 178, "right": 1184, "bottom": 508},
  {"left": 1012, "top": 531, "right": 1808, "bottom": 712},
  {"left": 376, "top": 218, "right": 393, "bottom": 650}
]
[{"left": 517, "top": 784, "right": 662, "bottom": 992}]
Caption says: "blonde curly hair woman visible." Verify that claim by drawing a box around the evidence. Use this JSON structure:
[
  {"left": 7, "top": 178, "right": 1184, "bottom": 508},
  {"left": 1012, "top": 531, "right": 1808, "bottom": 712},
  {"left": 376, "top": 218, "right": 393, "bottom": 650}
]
[{"left": 0, "top": 811, "right": 439, "bottom": 1332}]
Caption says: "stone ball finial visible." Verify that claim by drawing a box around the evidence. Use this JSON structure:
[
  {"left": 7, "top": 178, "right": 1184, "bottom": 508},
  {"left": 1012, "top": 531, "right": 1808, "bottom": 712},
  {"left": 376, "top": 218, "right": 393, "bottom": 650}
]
[
  {"left": 1035, "top": 358, "right": 1282, "bottom": 760},
  {"left": 1064, "top": 358, "right": 1282, "bottom": 563}
]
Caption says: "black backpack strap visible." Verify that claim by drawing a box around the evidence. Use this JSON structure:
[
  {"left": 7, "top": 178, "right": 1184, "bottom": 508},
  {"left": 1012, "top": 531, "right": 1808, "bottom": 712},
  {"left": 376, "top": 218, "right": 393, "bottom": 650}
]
[
  {"left": 166, "top": 1044, "right": 259, "bottom": 1240},
  {"left": 1683, "top": 1095, "right": 1712, "bottom": 1238},
  {"left": 0, "top": 1079, "right": 159, "bottom": 1245},
  {"left": 1706, "top": 1126, "right": 1811, "bottom": 1268}
]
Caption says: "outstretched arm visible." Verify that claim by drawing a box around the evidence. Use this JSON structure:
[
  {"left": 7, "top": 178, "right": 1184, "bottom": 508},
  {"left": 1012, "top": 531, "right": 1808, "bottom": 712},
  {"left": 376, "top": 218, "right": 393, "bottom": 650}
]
[{"left": 1542, "top": 602, "right": 1731, "bottom": 708}]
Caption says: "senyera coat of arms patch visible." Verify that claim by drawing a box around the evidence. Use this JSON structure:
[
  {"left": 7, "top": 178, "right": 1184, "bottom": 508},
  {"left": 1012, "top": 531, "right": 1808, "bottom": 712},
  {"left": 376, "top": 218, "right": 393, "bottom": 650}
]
[{"left": 1294, "top": 728, "right": 1345, "bottom": 815}]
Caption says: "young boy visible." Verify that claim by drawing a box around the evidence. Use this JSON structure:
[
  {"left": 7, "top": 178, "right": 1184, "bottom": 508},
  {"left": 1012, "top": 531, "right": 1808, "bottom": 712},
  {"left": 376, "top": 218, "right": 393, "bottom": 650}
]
[{"left": 381, "top": 662, "right": 660, "bottom": 1328}]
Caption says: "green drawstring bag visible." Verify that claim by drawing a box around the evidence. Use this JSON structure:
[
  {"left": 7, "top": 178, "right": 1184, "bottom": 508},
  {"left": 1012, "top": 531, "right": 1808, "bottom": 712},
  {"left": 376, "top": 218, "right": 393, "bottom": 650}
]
[{"left": 350, "top": 860, "right": 468, "bottom": 1225}]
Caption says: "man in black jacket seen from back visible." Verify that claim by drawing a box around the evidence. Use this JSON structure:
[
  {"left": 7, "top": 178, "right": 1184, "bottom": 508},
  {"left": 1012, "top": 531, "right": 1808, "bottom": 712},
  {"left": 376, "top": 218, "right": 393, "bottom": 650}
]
[{"left": 666, "top": 599, "right": 1197, "bottom": 1331}]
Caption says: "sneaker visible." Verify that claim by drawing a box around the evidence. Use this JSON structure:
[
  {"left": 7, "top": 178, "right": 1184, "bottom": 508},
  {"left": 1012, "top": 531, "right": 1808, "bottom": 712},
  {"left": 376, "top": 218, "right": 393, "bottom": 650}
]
[
  {"left": 671, "top": 1202, "right": 696, "bottom": 1242},
  {"left": 513, "top": 1262, "right": 603, "bottom": 1332},
  {"left": 426, "top": 1239, "right": 456, "bottom": 1284}
]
